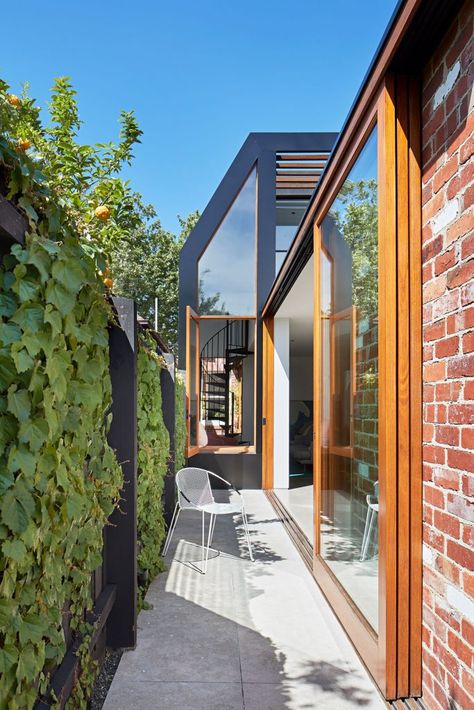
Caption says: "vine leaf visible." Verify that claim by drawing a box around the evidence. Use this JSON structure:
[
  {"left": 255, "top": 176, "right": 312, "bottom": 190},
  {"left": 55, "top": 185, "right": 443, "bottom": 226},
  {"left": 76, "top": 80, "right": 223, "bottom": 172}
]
[
  {"left": 21, "top": 333, "right": 43, "bottom": 358},
  {"left": 52, "top": 259, "right": 84, "bottom": 294},
  {"left": 7, "top": 445, "right": 37, "bottom": 477},
  {"left": 65, "top": 491, "right": 84, "bottom": 519},
  {"left": 18, "top": 196, "right": 39, "bottom": 225},
  {"left": 19, "top": 614, "right": 46, "bottom": 644},
  {"left": 7, "top": 387, "right": 31, "bottom": 423},
  {"left": 0, "top": 322, "right": 22, "bottom": 346},
  {"left": 11, "top": 347, "right": 34, "bottom": 374},
  {"left": 27, "top": 246, "right": 51, "bottom": 284},
  {"left": 0, "top": 644, "right": 18, "bottom": 674},
  {"left": 11, "top": 303, "right": 44, "bottom": 332},
  {"left": 18, "top": 417, "right": 50, "bottom": 452},
  {"left": 0, "top": 352, "right": 17, "bottom": 389},
  {"left": 0, "top": 468, "right": 14, "bottom": 495},
  {"left": 2, "top": 538, "right": 27, "bottom": 563},
  {"left": 16, "top": 644, "right": 37, "bottom": 683},
  {"left": 45, "top": 281, "right": 76, "bottom": 316},
  {"left": 44, "top": 305, "right": 63, "bottom": 337},
  {"left": 1, "top": 483, "right": 35, "bottom": 534},
  {"left": 0, "top": 414, "right": 17, "bottom": 450},
  {"left": 0, "top": 292, "right": 17, "bottom": 318},
  {"left": 0, "top": 599, "right": 17, "bottom": 627},
  {"left": 12, "top": 273, "right": 40, "bottom": 303}
]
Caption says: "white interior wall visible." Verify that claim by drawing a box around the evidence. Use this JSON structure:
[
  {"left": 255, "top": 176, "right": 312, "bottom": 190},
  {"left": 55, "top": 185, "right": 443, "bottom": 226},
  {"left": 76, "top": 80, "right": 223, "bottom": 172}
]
[{"left": 274, "top": 318, "right": 290, "bottom": 489}]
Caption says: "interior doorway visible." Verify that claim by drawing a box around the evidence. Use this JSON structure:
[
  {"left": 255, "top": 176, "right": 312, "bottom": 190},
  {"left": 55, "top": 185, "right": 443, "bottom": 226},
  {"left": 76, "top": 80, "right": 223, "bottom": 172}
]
[{"left": 272, "top": 257, "right": 314, "bottom": 544}]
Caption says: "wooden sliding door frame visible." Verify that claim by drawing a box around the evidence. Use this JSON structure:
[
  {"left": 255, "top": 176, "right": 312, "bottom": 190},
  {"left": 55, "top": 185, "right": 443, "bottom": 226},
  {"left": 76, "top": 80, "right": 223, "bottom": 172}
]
[
  {"left": 262, "top": 317, "right": 274, "bottom": 490},
  {"left": 312, "top": 74, "right": 421, "bottom": 699},
  {"left": 261, "top": 73, "right": 421, "bottom": 702},
  {"left": 185, "top": 305, "right": 201, "bottom": 458}
]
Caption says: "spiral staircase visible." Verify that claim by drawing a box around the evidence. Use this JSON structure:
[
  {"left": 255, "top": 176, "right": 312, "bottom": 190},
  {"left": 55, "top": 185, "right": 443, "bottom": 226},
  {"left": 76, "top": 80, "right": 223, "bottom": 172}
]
[{"left": 200, "top": 319, "right": 251, "bottom": 442}]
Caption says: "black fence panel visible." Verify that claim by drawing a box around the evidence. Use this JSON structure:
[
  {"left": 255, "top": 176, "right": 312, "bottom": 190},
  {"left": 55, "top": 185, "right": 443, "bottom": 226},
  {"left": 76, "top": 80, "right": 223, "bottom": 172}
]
[
  {"left": 0, "top": 193, "right": 27, "bottom": 258},
  {"left": 105, "top": 296, "right": 138, "bottom": 650}
]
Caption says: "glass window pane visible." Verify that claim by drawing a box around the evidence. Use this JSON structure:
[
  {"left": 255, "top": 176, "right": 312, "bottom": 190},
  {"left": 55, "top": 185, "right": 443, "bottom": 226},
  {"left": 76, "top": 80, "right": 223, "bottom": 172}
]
[
  {"left": 199, "top": 168, "right": 257, "bottom": 315},
  {"left": 319, "top": 126, "right": 379, "bottom": 631},
  {"left": 200, "top": 318, "right": 255, "bottom": 446},
  {"left": 275, "top": 201, "right": 307, "bottom": 275}
]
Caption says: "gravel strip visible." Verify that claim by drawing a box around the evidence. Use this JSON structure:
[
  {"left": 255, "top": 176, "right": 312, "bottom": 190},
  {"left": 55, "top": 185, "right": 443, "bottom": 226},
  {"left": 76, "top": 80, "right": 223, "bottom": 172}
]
[{"left": 90, "top": 649, "right": 122, "bottom": 709}]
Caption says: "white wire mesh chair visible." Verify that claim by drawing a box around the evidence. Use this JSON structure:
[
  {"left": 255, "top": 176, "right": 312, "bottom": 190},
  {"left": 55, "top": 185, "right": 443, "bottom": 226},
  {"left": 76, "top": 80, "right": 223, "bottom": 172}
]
[
  {"left": 162, "top": 467, "right": 253, "bottom": 573},
  {"left": 360, "top": 481, "right": 379, "bottom": 561}
]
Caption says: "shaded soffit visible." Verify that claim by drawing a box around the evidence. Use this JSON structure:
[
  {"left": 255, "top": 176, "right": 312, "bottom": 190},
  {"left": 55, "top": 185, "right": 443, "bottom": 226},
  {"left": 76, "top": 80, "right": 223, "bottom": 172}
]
[{"left": 275, "top": 255, "right": 314, "bottom": 356}]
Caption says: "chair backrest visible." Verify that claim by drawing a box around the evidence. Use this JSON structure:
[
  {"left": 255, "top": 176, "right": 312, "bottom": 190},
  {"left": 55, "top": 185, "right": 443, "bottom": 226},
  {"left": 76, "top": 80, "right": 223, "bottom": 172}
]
[{"left": 176, "top": 467, "right": 214, "bottom": 509}]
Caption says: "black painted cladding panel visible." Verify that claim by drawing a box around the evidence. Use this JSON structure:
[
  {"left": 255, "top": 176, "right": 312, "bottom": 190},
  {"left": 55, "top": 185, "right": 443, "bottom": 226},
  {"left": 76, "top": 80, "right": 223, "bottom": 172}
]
[
  {"left": 105, "top": 297, "right": 138, "bottom": 650},
  {"left": 189, "top": 452, "right": 262, "bottom": 490}
]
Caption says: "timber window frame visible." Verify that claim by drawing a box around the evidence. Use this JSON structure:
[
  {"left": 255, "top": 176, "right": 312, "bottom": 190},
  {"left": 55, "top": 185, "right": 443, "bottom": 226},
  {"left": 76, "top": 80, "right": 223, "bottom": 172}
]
[
  {"left": 185, "top": 307, "right": 258, "bottom": 457},
  {"left": 262, "top": 74, "right": 422, "bottom": 700},
  {"left": 314, "top": 74, "right": 422, "bottom": 699}
]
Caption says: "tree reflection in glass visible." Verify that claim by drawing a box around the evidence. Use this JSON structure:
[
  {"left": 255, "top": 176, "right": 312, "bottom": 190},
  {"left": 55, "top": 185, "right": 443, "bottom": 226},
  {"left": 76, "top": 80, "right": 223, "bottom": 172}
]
[
  {"left": 319, "top": 127, "right": 379, "bottom": 631},
  {"left": 198, "top": 167, "right": 257, "bottom": 316}
]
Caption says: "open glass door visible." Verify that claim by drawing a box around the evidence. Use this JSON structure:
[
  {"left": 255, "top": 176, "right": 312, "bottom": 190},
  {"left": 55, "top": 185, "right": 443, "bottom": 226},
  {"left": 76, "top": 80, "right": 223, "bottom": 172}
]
[{"left": 186, "top": 306, "right": 200, "bottom": 457}]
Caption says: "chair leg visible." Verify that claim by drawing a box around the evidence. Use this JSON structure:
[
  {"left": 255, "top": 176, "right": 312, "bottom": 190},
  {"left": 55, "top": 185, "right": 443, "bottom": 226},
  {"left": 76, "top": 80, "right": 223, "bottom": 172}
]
[
  {"left": 163, "top": 503, "right": 180, "bottom": 556},
  {"left": 209, "top": 513, "right": 217, "bottom": 547},
  {"left": 201, "top": 510, "right": 205, "bottom": 563},
  {"left": 242, "top": 509, "right": 253, "bottom": 562},
  {"left": 366, "top": 509, "right": 378, "bottom": 558},
  {"left": 361, "top": 508, "right": 373, "bottom": 561},
  {"left": 204, "top": 513, "right": 214, "bottom": 574}
]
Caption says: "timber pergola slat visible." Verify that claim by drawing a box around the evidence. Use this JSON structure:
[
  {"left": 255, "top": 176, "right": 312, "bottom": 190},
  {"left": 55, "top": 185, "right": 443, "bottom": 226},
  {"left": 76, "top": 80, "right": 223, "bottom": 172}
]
[
  {"left": 276, "top": 153, "right": 331, "bottom": 160},
  {"left": 276, "top": 175, "right": 320, "bottom": 183},
  {"left": 275, "top": 151, "right": 329, "bottom": 199},
  {"left": 277, "top": 169, "right": 324, "bottom": 175},
  {"left": 277, "top": 162, "right": 327, "bottom": 169}
]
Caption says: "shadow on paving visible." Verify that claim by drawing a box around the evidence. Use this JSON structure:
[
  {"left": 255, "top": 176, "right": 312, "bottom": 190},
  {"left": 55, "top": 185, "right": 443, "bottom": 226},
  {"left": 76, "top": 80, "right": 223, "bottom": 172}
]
[{"left": 103, "top": 491, "right": 382, "bottom": 710}]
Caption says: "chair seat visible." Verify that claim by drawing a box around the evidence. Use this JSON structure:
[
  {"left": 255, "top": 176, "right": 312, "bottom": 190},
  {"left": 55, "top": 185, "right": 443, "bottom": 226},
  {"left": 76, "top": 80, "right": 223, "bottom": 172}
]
[
  {"left": 163, "top": 468, "right": 254, "bottom": 571},
  {"left": 200, "top": 501, "right": 243, "bottom": 515}
]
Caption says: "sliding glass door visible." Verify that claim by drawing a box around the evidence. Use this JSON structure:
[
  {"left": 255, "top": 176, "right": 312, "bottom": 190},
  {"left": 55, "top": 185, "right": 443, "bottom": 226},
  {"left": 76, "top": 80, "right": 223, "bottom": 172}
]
[
  {"left": 263, "top": 76, "right": 422, "bottom": 699},
  {"left": 319, "top": 127, "right": 379, "bottom": 631},
  {"left": 313, "top": 77, "right": 422, "bottom": 698}
]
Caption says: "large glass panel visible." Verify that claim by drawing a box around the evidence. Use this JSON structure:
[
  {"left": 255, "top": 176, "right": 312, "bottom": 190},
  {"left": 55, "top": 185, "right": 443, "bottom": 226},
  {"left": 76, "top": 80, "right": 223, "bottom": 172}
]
[
  {"left": 199, "top": 168, "right": 257, "bottom": 315},
  {"left": 319, "top": 127, "right": 379, "bottom": 631},
  {"left": 275, "top": 200, "right": 307, "bottom": 274}
]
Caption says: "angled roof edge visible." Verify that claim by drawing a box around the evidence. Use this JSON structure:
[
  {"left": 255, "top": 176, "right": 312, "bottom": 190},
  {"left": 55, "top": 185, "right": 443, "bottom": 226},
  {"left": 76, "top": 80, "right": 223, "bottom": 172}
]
[
  {"left": 180, "top": 132, "right": 338, "bottom": 263},
  {"left": 262, "top": 0, "right": 466, "bottom": 317}
]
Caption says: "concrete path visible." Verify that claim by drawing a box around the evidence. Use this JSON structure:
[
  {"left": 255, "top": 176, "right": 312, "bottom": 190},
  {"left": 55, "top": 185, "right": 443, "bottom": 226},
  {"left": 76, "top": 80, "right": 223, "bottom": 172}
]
[{"left": 104, "top": 490, "right": 385, "bottom": 710}]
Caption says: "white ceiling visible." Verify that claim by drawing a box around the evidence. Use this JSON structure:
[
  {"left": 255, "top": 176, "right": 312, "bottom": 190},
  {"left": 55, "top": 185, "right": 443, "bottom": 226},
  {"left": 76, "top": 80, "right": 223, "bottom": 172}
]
[{"left": 275, "top": 256, "right": 313, "bottom": 356}]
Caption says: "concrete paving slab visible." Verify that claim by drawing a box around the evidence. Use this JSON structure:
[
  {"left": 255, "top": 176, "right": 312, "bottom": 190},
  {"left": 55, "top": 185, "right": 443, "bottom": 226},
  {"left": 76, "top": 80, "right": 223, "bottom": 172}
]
[
  {"left": 243, "top": 679, "right": 385, "bottom": 710},
  {"left": 105, "top": 681, "right": 244, "bottom": 710}
]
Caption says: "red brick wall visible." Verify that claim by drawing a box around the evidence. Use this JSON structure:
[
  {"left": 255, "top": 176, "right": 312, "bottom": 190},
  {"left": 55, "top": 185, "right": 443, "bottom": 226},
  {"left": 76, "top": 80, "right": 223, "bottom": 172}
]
[{"left": 421, "top": 2, "right": 474, "bottom": 707}]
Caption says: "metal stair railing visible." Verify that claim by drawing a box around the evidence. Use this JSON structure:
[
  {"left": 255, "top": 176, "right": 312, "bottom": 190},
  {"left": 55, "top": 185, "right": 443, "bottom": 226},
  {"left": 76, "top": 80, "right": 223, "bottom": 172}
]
[{"left": 200, "top": 319, "right": 250, "bottom": 437}]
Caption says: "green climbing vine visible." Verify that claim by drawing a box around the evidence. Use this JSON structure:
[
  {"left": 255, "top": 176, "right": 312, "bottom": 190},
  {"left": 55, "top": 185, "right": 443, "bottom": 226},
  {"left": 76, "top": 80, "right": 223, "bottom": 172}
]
[
  {"left": 175, "top": 372, "right": 186, "bottom": 472},
  {"left": 0, "top": 236, "right": 123, "bottom": 708},
  {"left": 0, "top": 79, "right": 142, "bottom": 707},
  {"left": 136, "top": 333, "right": 169, "bottom": 595}
]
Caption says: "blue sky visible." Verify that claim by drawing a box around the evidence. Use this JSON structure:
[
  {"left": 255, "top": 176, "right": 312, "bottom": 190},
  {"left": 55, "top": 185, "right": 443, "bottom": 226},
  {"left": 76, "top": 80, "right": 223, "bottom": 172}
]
[{"left": 1, "top": 1, "right": 397, "bottom": 234}]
